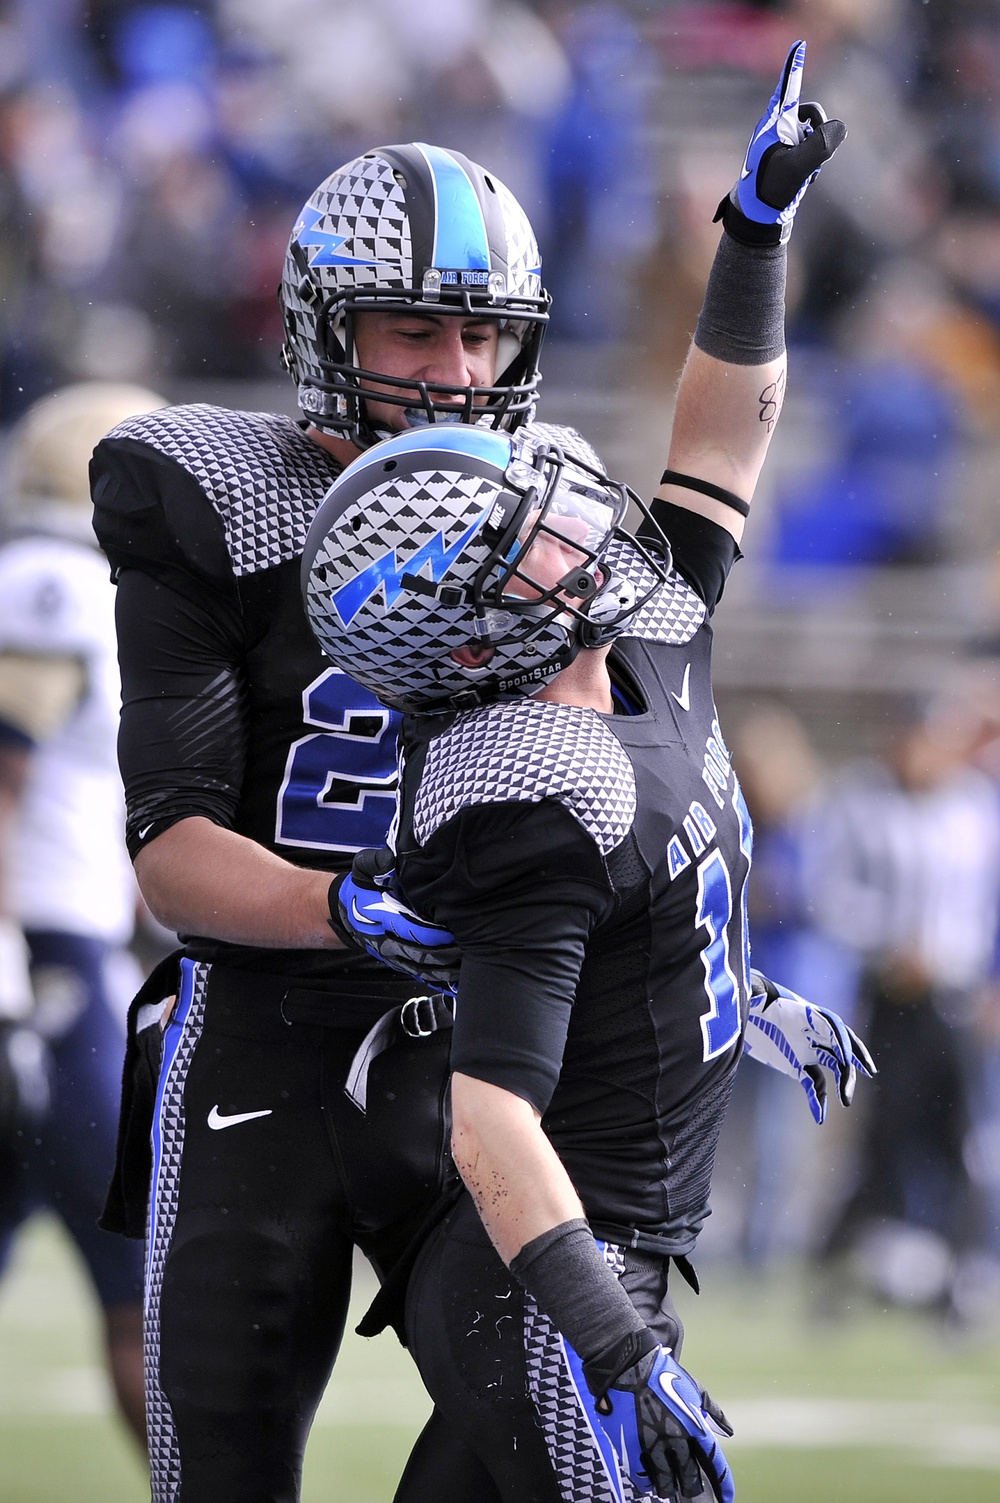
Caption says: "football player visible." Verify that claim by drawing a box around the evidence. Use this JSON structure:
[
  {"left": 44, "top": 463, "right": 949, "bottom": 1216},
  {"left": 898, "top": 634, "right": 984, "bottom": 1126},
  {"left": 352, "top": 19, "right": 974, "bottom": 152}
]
[
  {"left": 304, "top": 44, "right": 862, "bottom": 1503},
  {"left": 90, "top": 145, "right": 554, "bottom": 1502},
  {"left": 0, "top": 381, "right": 168, "bottom": 1446}
]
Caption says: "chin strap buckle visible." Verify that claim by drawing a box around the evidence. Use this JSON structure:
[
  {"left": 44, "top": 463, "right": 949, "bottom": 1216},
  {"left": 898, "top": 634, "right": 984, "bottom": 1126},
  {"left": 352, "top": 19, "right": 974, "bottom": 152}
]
[{"left": 401, "top": 572, "right": 465, "bottom": 607}]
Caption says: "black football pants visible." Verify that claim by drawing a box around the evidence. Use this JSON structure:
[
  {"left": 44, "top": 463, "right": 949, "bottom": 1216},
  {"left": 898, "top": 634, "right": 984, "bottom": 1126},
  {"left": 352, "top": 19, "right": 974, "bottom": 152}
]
[{"left": 144, "top": 959, "right": 488, "bottom": 1503}]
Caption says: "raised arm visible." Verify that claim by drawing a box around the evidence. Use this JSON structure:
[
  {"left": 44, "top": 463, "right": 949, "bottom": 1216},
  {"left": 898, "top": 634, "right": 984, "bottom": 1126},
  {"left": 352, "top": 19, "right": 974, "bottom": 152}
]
[{"left": 657, "top": 38, "right": 846, "bottom": 542}]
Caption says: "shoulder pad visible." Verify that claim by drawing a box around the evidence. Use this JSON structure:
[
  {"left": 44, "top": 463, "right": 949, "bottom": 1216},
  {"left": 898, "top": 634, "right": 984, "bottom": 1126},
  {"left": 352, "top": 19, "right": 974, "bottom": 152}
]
[
  {"left": 624, "top": 570, "right": 706, "bottom": 644},
  {"left": 413, "top": 700, "right": 636, "bottom": 854},
  {"left": 516, "top": 420, "right": 606, "bottom": 475},
  {"left": 104, "top": 405, "right": 342, "bottom": 576},
  {"left": 599, "top": 534, "right": 707, "bottom": 646}
]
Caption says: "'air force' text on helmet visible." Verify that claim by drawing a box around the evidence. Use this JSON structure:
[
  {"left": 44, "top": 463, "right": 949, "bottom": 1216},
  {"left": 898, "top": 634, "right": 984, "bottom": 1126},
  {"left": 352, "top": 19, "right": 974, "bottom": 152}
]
[
  {"left": 301, "top": 425, "right": 674, "bottom": 714},
  {"left": 280, "top": 143, "right": 550, "bottom": 447}
]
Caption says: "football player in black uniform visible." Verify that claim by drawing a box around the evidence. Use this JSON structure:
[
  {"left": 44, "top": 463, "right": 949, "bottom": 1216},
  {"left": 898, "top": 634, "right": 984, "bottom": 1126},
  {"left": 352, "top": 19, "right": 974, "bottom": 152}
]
[
  {"left": 90, "top": 145, "right": 553, "bottom": 1502},
  {"left": 304, "top": 45, "right": 865, "bottom": 1503}
]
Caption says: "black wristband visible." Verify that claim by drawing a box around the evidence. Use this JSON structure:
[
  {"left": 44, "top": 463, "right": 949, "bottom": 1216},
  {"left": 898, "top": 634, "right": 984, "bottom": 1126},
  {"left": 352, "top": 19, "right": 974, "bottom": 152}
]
[
  {"left": 325, "top": 873, "right": 359, "bottom": 950},
  {"left": 581, "top": 1327, "right": 658, "bottom": 1400},
  {"left": 660, "top": 470, "right": 750, "bottom": 518},
  {"left": 713, "top": 194, "right": 785, "bottom": 247},
  {"left": 694, "top": 225, "right": 787, "bottom": 366},
  {"left": 510, "top": 1219, "right": 648, "bottom": 1367}
]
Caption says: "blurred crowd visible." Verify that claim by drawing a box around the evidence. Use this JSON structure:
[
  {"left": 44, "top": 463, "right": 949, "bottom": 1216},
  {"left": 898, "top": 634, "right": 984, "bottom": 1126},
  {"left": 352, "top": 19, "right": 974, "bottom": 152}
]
[
  {"left": 2, "top": 0, "right": 1000, "bottom": 1333},
  {"left": 1, "top": 0, "right": 1000, "bottom": 570},
  {"left": 719, "top": 685, "right": 1000, "bottom": 1333}
]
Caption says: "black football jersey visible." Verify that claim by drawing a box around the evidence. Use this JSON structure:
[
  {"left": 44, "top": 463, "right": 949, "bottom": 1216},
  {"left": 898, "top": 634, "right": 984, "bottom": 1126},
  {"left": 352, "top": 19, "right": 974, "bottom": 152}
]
[
  {"left": 91, "top": 402, "right": 411, "bottom": 983},
  {"left": 393, "top": 509, "right": 750, "bottom": 1255}
]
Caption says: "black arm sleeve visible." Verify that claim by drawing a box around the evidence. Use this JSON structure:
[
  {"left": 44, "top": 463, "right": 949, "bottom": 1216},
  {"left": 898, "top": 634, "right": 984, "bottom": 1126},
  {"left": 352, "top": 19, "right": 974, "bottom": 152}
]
[
  {"left": 93, "top": 434, "right": 250, "bottom": 859},
  {"left": 115, "top": 567, "right": 248, "bottom": 859},
  {"left": 400, "top": 800, "right": 616, "bottom": 1114},
  {"left": 643, "top": 500, "right": 740, "bottom": 615}
]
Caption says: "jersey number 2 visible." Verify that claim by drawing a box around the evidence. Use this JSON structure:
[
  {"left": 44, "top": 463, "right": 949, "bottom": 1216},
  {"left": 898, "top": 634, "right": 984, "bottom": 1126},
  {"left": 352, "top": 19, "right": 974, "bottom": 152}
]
[{"left": 275, "top": 669, "right": 401, "bottom": 853}]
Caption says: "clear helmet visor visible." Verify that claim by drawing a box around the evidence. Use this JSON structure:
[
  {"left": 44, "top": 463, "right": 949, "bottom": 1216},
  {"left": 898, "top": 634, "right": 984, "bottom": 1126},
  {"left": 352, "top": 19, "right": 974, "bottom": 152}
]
[{"left": 499, "top": 480, "right": 625, "bottom": 608}]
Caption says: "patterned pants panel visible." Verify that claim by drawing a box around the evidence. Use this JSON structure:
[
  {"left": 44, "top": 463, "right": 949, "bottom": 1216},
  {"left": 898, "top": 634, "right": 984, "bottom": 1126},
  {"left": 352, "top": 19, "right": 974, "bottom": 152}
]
[{"left": 402, "top": 1190, "right": 708, "bottom": 1503}]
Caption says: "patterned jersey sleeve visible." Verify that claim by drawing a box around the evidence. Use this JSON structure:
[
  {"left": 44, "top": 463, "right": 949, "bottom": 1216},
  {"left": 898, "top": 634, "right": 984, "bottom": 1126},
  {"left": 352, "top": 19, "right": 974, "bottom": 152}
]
[
  {"left": 91, "top": 432, "right": 236, "bottom": 594},
  {"left": 114, "top": 567, "right": 247, "bottom": 857},
  {"left": 397, "top": 698, "right": 638, "bottom": 1111}
]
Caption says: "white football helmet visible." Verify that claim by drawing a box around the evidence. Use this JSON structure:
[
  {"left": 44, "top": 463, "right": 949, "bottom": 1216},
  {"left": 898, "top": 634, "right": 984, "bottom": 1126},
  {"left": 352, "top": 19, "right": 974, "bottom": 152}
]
[{"left": 5, "top": 381, "right": 168, "bottom": 542}]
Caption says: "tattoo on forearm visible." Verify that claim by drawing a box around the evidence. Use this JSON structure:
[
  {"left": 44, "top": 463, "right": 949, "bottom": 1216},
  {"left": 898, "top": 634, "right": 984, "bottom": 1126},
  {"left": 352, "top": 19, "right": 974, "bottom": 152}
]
[{"left": 759, "top": 370, "right": 786, "bottom": 432}]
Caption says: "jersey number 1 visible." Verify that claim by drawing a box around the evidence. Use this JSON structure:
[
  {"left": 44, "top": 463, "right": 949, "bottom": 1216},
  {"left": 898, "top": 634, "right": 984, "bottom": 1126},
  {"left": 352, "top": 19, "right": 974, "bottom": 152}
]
[
  {"left": 275, "top": 668, "right": 400, "bottom": 853},
  {"left": 695, "top": 779, "right": 752, "bottom": 1060}
]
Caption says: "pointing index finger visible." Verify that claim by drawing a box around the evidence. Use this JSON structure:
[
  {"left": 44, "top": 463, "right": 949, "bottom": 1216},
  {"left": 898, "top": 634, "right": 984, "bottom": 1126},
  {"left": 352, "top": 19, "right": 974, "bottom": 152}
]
[{"left": 779, "top": 39, "right": 807, "bottom": 116}]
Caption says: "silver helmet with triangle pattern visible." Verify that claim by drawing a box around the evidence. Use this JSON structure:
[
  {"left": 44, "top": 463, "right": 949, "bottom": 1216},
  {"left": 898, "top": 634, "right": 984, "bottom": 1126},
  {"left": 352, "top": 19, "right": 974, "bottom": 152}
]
[
  {"left": 280, "top": 143, "right": 550, "bottom": 448},
  {"left": 301, "top": 423, "right": 681, "bottom": 714}
]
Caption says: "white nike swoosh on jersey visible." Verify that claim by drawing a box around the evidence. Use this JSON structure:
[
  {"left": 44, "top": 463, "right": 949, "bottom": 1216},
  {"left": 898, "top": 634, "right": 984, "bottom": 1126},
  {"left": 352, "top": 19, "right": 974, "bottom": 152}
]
[
  {"left": 138, "top": 824, "right": 155, "bottom": 840},
  {"left": 671, "top": 663, "right": 691, "bottom": 711},
  {"left": 207, "top": 1105, "right": 273, "bottom": 1131}
]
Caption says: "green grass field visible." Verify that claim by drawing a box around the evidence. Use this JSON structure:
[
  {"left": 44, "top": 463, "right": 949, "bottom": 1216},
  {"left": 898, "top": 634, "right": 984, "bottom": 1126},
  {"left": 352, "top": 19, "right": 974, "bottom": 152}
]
[{"left": 2, "top": 1214, "right": 999, "bottom": 1502}]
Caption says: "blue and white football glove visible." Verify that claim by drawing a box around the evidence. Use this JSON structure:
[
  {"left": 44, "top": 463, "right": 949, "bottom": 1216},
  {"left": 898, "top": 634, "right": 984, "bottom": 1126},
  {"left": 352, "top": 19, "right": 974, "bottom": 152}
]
[
  {"left": 328, "top": 847, "right": 460, "bottom": 993},
  {"left": 716, "top": 39, "right": 847, "bottom": 245},
  {"left": 582, "top": 1336, "right": 735, "bottom": 1503},
  {"left": 743, "top": 968, "right": 876, "bottom": 1125}
]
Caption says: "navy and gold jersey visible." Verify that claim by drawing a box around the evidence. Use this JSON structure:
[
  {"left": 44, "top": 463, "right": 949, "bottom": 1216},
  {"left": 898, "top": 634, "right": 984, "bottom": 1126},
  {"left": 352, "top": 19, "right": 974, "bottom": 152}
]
[
  {"left": 394, "top": 506, "right": 751, "bottom": 1255},
  {"left": 91, "top": 403, "right": 409, "bottom": 983}
]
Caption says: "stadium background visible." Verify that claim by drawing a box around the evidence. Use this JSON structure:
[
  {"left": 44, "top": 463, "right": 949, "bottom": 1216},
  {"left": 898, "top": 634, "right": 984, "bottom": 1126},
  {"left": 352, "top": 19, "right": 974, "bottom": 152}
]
[{"left": 4, "top": 0, "right": 1000, "bottom": 1498}]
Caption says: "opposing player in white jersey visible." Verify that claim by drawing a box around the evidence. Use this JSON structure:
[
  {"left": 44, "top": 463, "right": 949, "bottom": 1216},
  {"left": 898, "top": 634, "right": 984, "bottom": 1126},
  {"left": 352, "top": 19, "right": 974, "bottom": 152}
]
[{"left": 0, "top": 381, "right": 167, "bottom": 1445}]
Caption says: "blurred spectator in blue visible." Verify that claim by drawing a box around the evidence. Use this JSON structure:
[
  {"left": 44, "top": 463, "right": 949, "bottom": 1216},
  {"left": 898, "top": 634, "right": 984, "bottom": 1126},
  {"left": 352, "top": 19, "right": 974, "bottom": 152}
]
[
  {"left": 0, "top": 87, "right": 54, "bottom": 418},
  {"left": 101, "top": 5, "right": 262, "bottom": 377},
  {"left": 910, "top": 0, "right": 1000, "bottom": 211},
  {"left": 725, "top": 705, "right": 859, "bottom": 1267},
  {"left": 773, "top": 260, "right": 969, "bottom": 567},
  {"left": 811, "top": 692, "right": 1000, "bottom": 1323},
  {"left": 539, "top": 2, "right": 657, "bottom": 340},
  {"left": 962, "top": 675, "right": 1000, "bottom": 1278},
  {"left": 772, "top": 354, "right": 958, "bottom": 567}
]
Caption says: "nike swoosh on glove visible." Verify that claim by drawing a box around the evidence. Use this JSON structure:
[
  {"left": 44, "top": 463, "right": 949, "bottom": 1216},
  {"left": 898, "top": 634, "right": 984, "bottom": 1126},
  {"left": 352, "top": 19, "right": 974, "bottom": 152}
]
[
  {"left": 328, "top": 853, "right": 460, "bottom": 993},
  {"left": 717, "top": 38, "right": 848, "bottom": 245},
  {"left": 582, "top": 1335, "right": 735, "bottom": 1503},
  {"left": 743, "top": 967, "right": 876, "bottom": 1124}
]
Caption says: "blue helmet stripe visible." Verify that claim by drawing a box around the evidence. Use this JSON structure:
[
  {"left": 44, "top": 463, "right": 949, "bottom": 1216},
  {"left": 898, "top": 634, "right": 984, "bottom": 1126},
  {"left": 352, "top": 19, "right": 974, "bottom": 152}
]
[
  {"left": 415, "top": 143, "right": 490, "bottom": 271},
  {"left": 342, "top": 425, "right": 512, "bottom": 483}
]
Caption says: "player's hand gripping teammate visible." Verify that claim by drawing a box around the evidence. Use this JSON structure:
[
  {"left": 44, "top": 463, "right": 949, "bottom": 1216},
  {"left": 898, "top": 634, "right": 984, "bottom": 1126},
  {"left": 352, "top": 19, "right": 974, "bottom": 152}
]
[{"left": 328, "top": 848, "right": 460, "bottom": 994}]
